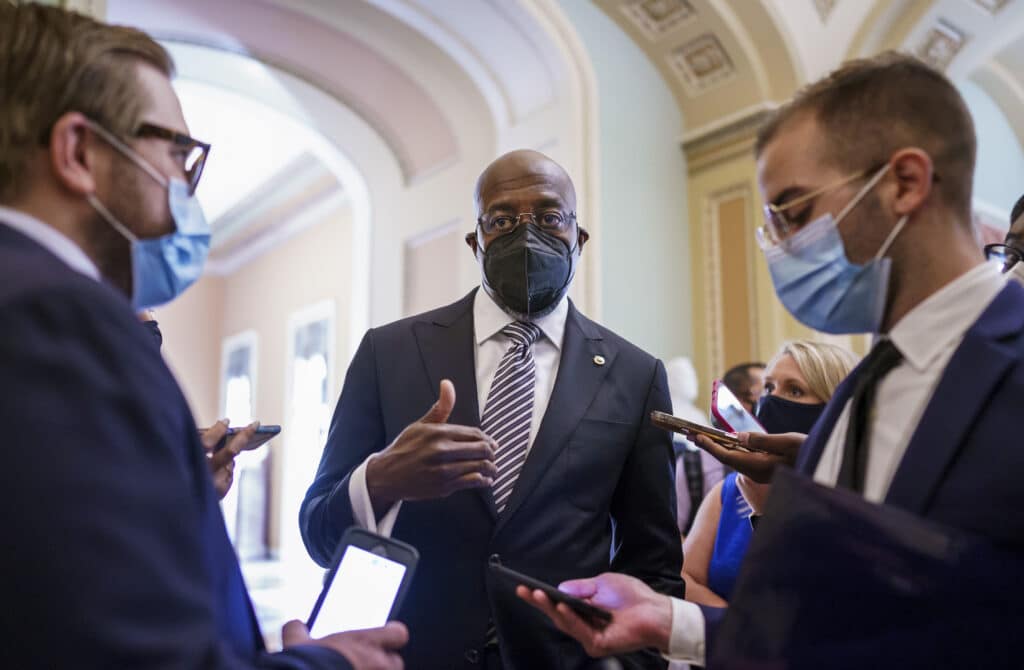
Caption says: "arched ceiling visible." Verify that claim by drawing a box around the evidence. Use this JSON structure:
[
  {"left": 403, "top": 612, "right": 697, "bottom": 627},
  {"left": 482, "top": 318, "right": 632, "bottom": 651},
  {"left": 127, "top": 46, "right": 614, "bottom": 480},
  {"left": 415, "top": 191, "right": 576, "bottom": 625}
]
[
  {"left": 108, "top": 0, "right": 460, "bottom": 183},
  {"left": 594, "top": 0, "right": 800, "bottom": 133},
  {"left": 594, "top": 0, "right": 1024, "bottom": 155},
  {"left": 106, "top": 0, "right": 601, "bottom": 325},
  {"left": 848, "top": 0, "right": 1024, "bottom": 154}
]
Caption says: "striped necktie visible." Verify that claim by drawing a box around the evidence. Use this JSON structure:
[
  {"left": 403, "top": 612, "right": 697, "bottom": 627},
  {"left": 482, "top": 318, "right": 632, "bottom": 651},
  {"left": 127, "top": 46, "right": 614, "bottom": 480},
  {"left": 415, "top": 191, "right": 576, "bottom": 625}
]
[{"left": 481, "top": 321, "right": 542, "bottom": 514}]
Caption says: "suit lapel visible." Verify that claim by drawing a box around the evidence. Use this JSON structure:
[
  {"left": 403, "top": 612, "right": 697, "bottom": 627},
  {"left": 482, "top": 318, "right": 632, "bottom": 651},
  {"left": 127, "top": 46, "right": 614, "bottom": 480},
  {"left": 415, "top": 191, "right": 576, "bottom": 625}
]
[
  {"left": 796, "top": 371, "right": 858, "bottom": 475},
  {"left": 885, "top": 283, "right": 1024, "bottom": 514},
  {"left": 411, "top": 290, "right": 496, "bottom": 520},
  {"left": 494, "top": 302, "right": 615, "bottom": 536}
]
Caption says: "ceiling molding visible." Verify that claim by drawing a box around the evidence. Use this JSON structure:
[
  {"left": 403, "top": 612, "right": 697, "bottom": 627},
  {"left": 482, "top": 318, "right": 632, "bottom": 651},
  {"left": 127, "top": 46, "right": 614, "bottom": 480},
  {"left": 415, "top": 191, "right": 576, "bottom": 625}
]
[
  {"left": 706, "top": 0, "right": 771, "bottom": 101},
  {"left": 210, "top": 152, "right": 339, "bottom": 249},
  {"left": 846, "top": 0, "right": 935, "bottom": 59},
  {"left": 206, "top": 189, "right": 348, "bottom": 277},
  {"left": 680, "top": 102, "right": 777, "bottom": 174},
  {"left": 108, "top": 0, "right": 460, "bottom": 185},
  {"left": 594, "top": 0, "right": 798, "bottom": 131},
  {"left": 970, "top": 59, "right": 1024, "bottom": 153}
]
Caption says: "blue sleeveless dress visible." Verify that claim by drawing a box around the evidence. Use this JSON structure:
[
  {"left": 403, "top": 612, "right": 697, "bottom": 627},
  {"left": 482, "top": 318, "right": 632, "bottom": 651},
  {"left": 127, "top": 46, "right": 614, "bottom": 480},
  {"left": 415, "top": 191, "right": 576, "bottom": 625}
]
[{"left": 707, "top": 472, "right": 753, "bottom": 600}]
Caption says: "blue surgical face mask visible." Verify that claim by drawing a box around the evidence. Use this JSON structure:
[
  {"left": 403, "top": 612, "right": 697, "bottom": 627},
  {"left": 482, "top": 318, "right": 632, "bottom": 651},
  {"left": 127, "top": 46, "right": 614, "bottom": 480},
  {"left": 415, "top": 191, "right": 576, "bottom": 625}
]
[
  {"left": 85, "top": 123, "right": 211, "bottom": 310},
  {"left": 762, "top": 165, "right": 908, "bottom": 334}
]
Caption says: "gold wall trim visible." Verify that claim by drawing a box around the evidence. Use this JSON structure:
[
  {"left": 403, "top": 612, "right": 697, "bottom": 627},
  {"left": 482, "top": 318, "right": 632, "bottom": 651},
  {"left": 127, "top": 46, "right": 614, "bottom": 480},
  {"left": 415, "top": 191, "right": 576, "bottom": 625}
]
[
  {"left": 702, "top": 183, "right": 758, "bottom": 385},
  {"left": 681, "top": 104, "right": 776, "bottom": 175}
]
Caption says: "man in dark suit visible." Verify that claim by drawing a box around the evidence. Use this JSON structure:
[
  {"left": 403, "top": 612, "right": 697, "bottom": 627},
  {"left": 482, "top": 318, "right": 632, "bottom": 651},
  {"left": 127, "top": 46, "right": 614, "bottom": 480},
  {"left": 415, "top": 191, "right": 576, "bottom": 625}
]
[
  {"left": 0, "top": 4, "right": 403, "bottom": 668},
  {"left": 518, "top": 52, "right": 1024, "bottom": 666},
  {"left": 300, "top": 149, "right": 684, "bottom": 669}
]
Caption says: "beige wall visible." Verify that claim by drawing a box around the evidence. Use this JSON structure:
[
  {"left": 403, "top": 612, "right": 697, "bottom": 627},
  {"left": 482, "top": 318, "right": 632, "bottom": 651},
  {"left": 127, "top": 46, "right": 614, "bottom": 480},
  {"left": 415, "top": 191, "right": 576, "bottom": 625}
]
[
  {"left": 404, "top": 223, "right": 465, "bottom": 316},
  {"left": 157, "top": 203, "right": 353, "bottom": 549},
  {"left": 157, "top": 275, "right": 225, "bottom": 427}
]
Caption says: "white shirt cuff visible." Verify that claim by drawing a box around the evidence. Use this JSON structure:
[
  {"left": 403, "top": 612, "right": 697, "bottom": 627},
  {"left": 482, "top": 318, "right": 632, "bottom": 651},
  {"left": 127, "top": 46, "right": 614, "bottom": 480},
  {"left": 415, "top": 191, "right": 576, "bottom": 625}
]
[
  {"left": 662, "top": 597, "right": 706, "bottom": 666},
  {"left": 348, "top": 454, "right": 402, "bottom": 537}
]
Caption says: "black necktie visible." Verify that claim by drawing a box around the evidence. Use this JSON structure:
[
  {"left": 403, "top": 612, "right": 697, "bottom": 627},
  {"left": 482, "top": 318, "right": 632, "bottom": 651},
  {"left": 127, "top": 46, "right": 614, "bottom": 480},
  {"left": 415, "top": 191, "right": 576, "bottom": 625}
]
[{"left": 836, "top": 339, "right": 903, "bottom": 493}]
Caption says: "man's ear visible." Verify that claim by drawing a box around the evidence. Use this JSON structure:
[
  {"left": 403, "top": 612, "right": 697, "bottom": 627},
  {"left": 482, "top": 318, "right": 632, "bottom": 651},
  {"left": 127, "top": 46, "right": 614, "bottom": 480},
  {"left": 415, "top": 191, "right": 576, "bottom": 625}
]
[
  {"left": 889, "top": 148, "right": 934, "bottom": 218},
  {"left": 577, "top": 226, "right": 590, "bottom": 251},
  {"left": 465, "top": 232, "right": 479, "bottom": 255},
  {"left": 49, "top": 112, "right": 102, "bottom": 197}
]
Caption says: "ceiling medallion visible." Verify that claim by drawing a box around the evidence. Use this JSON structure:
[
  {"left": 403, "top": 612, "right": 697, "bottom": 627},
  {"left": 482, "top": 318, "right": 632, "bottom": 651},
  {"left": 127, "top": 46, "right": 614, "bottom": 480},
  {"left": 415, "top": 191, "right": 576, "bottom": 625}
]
[
  {"left": 667, "top": 33, "right": 736, "bottom": 97},
  {"left": 915, "top": 19, "right": 967, "bottom": 71},
  {"left": 620, "top": 0, "right": 696, "bottom": 41}
]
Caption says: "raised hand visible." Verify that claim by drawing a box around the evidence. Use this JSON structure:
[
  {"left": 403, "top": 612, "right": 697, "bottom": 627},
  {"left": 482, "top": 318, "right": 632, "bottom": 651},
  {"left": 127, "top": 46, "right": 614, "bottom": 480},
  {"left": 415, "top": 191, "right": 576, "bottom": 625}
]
[{"left": 366, "top": 380, "right": 498, "bottom": 515}]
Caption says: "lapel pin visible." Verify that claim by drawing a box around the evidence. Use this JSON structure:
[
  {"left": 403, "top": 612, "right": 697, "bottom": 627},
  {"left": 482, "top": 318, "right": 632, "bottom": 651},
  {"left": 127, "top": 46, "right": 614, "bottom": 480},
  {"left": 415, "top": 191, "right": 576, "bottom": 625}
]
[{"left": 593, "top": 355, "right": 606, "bottom": 366}]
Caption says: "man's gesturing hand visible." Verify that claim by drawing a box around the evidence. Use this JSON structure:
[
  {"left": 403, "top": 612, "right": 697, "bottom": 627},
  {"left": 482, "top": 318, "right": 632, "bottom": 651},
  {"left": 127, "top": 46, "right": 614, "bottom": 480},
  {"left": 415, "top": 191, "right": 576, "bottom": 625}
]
[{"left": 366, "top": 380, "right": 498, "bottom": 514}]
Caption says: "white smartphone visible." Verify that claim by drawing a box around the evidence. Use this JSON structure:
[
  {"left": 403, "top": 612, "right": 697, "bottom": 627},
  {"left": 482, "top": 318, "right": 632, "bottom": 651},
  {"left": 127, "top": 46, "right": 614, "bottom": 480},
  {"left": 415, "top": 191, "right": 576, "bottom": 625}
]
[{"left": 307, "top": 528, "right": 419, "bottom": 637}]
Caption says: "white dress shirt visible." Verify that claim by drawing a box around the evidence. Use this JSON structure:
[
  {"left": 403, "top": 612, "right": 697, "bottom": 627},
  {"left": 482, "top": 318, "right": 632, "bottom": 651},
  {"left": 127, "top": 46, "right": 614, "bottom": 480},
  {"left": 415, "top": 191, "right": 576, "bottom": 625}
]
[
  {"left": 664, "top": 261, "right": 1007, "bottom": 666},
  {"left": 0, "top": 205, "right": 100, "bottom": 280},
  {"left": 348, "top": 289, "right": 569, "bottom": 536}
]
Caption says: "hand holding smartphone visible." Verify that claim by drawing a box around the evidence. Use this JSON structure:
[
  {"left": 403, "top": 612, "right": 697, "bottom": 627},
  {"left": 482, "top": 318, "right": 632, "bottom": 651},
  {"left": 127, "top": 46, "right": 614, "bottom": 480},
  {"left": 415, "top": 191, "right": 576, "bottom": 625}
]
[
  {"left": 489, "top": 558, "right": 612, "bottom": 629},
  {"left": 199, "top": 424, "right": 281, "bottom": 453},
  {"left": 650, "top": 410, "right": 748, "bottom": 449},
  {"left": 307, "top": 528, "right": 419, "bottom": 637}
]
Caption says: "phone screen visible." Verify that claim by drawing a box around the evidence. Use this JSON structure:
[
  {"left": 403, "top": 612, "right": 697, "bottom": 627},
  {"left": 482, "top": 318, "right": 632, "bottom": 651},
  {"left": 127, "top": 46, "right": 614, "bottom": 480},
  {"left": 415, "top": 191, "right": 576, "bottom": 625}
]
[
  {"left": 309, "top": 545, "right": 408, "bottom": 637},
  {"left": 713, "top": 382, "right": 764, "bottom": 434}
]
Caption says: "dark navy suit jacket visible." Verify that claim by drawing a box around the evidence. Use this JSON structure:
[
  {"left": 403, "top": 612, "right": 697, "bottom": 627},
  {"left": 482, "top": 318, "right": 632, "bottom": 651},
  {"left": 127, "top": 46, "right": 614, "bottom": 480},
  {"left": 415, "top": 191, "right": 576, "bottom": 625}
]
[
  {"left": 300, "top": 289, "right": 684, "bottom": 669},
  {"left": 0, "top": 224, "right": 348, "bottom": 669},
  {"left": 704, "top": 278, "right": 1024, "bottom": 661}
]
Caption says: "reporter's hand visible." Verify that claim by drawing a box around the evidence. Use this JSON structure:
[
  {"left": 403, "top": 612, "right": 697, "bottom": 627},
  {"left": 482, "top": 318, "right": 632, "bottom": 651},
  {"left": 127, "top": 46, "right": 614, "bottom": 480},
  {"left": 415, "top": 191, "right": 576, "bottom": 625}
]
[
  {"left": 516, "top": 573, "right": 672, "bottom": 658},
  {"left": 281, "top": 620, "right": 407, "bottom": 670},
  {"left": 199, "top": 419, "right": 260, "bottom": 499},
  {"left": 366, "top": 380, "right": 498, "bottom": 514},
  {"left": 686, "top": 431, "right": 805, "bottom": 483}
]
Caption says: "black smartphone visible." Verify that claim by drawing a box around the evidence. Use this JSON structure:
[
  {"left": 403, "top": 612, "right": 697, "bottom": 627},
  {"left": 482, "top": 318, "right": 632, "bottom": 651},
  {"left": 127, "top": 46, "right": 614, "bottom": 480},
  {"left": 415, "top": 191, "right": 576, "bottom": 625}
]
[
  {"left": 205, "top": 424, "right": 281, "bottom": 453},
  {"left": 489, "top": 558, "right": 613, "bottom": 629},
  {"left": 307, "top": 528, "right": 419, "bottom": 637}
]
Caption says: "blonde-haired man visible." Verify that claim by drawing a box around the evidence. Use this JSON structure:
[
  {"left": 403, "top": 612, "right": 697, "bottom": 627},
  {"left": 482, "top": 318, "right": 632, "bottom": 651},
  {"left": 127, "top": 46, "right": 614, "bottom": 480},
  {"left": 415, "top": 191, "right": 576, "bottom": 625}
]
[{"left": 0, "top": 4, "right": 403, "bottom": 668}]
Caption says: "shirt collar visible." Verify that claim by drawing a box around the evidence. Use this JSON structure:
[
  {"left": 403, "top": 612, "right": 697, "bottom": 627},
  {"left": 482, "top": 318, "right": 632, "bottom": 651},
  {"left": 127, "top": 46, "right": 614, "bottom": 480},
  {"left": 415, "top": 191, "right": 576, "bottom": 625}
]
[
  {"left": 888, "top": 261, "right": 1006, "bottom": 372},
  {"left": 0, "top": 205, "right": 100, "bottom": 280},
  {"left": 473, "top": 288, "right": 569, "bottom": 350}
]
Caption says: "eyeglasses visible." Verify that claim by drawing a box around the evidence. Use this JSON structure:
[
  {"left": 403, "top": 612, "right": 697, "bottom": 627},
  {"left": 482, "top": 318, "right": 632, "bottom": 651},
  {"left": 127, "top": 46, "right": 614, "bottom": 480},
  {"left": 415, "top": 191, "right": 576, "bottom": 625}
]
[
  {"left": 984, "top": 242, "right": 1023, "bottom": 272},
  {"left": 477, "top": 210, "right": 577, "bottom": 237},
  {"left": 135, "top": 123, "right": 211, "bottom": 195},
  {"left": 759, "top": 167, "right": 878, "bottom": 248}
]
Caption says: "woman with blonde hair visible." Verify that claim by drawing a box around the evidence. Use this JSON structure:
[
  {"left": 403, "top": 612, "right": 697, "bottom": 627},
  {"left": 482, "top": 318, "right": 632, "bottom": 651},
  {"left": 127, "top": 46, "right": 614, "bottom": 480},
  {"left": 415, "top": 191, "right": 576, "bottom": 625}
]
[{"left": 681, "top": 339, "right": 859, "bottom": 607}]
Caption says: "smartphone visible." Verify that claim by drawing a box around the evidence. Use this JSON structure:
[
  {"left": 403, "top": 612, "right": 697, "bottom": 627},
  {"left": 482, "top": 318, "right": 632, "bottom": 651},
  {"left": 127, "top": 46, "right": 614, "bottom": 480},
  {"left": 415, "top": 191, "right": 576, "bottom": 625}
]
[
  {"left": 650, "top": 410, "right": 744, "bottom": 448},
  {"left": 307, "top": 528, "right": 419, "bottom": 637},
  {"left": 711, "top": 380, "right": 765, "bottom": 434},
  {"left": 203, "top": 425, "right": 281, "bottom": 453},
  {"left": 489, "top": 558, "right": 612, "bottom": 628}
]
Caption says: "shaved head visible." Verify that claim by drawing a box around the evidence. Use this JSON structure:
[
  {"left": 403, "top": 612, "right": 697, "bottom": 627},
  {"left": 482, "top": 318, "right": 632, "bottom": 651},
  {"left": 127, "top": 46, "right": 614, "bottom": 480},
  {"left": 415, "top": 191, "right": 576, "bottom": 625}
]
[{"left": 474, "top": 150, "right": 576, "bottom": 215}]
